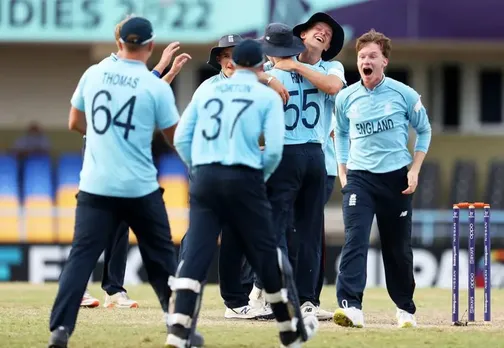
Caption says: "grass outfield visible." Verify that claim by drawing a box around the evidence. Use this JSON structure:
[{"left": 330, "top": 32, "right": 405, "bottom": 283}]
[{"left": 1, "top": 283, "right": 504, "bottom": 347}]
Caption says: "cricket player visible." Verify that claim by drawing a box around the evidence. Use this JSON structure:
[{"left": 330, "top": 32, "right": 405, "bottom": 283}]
[
  {"left": 200, "top": 34, "right": 259, "bottom": 320},
  {"left": 253, "top": 22, "right": 327, "bottom": 316},
  {"left": 81, "top": 15, "right": 191, "bottom": 309},
  {"left": 178, "top": 34, "right": 288, "bottom": 320},
  {"left": 168, "top": 39, "right": 318, "bottom": 348},
  {"left": 255, "top": 12, "right": 346, "bottom": 320},
  {"left": 47, "top": 17, "right": 199, "bottom": 348},
  {"left": 333, "top": 29, "right": 432, "bottom": 328}
]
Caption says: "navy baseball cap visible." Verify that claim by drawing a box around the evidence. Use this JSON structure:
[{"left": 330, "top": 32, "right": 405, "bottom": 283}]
[
  {"left": 119, "top": 17, "right": 155, "bottom": 45},
  {"left": 232, "top": 39, "right": 265, "bottom": 68}
]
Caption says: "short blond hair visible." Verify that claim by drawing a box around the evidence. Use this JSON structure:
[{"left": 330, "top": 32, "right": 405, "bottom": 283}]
[
  {"left": 356, "top": 29, "right": 392, "bottom": 58},
  {"left": 114, "top": 15, "right": 136, "bottom": 41}
]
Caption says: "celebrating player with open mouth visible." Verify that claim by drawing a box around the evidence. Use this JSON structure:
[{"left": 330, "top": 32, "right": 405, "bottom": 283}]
[{"left": 333, "top": 29, "right": 432, "bottom": 329}]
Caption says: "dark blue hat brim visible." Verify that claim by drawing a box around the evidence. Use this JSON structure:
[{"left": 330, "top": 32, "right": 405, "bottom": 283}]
[{"left": 260, "top": 36, "right": 306, "bottom": 58}]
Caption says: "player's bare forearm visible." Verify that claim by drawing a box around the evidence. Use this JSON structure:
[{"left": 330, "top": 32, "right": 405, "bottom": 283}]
[
  {"left": 338, "top": 163, "right": 347, "bottom": 187},
  {"left": 162, "top": 71, "right": 176, "bottom": 84},
  {"left": 257, "top": 71, "right": 271, "bottom": 84},
  {"left": 338, "top": 163, "right": 347, "bottom": 178},
  {"left": 71, "top": 125, "right": 86, "bottom": 135},
  {"left": 161, "top": 125, "right": 178, "bottom": 149},
  {"left": 256, "top": 72, "right": 289, "bottom": 104},
  {"left": 293, "top": 64, "right": 343, "bottom": 95},
  {"left": 68, "top": 107, "right": 86, "bottom": 135},
  {"left": 152, "top": 63, "right": 167, "bottom": 77},
  {"left": 410, "top": 151, "right": 427, "bottom": 173},
  {"left": 162, "top": 54, "right": 192, "bottom": 85}
]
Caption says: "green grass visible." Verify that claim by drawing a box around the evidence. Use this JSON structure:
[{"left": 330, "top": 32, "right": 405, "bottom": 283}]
[{"left": 1, "top": 283, "right": 503, "bottom": 347}]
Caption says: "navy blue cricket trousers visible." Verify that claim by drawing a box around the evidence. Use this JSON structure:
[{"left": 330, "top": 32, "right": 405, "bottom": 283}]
[
  {"left": 174, "top": 164, "right": 284, "bottom": 317},
  {"left": 101, "top": 222, "right": 129, "bottom": 295},
  {"left": 179, "top": 226, "right": 254, "bottom": 309},
  {"left": 49, "top": 189, "right": 177, "bottom": 335},
  {"left": 336, "top": 167, "right": 416, "bottom": 314},
  {"left": 263, "top": 143, "right": 326, "bottom": 304},
  {"left": 178, "top": 176, "right": 254, "bottom": 309}
]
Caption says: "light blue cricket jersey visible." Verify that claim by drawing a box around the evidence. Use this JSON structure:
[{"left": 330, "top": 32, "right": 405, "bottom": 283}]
[
  {"left": 71, "top": 58, "right": 180, "bottom": 197},
  {"left": 197, "top": 71, "right": 228, "bottom": 90},
  {"left": 100, "top": 53, "right": 162, "bottom": 78},
  {"left": 334, "top": 76, "right": 432, "bottom": 173},
  {"left": 264, "top": 58, "right": 345, "bottom": 176},
  {"left": 174, "top": 69, "right": 285, "bottom": 181},
  {"left": 102, "top": 53, "right": 119, "bottom": 63},
  {"left": 266, "top": 58, "right": 327, "bottom": 145}
]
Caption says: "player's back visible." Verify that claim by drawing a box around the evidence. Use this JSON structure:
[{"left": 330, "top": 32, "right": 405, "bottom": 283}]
[
  {"left": 268, "top": 62, "right": 327, "bottom": 145},
  {"left": 190, "top": 70, "right": 275, "bottom": 170},
  {"left": 75, "top": 58, "right": 178, "bottom": 197}
]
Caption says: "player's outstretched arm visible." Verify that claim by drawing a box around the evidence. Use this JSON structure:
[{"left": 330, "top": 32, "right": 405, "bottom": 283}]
[
  {"left": 257, "top": 71, "right": 289, "bottom": 104},
  {"left": 274, "top": 59, "right": 344, "bottom": 96},
  {"left": 262, "top": 94, "right": 286, "bottom": 181},
  {"left": 163, "top": 53, "right": 192, "bottom": 84},
  {"left": 152, "top": 41, "right": 181, "bottom": 76}
]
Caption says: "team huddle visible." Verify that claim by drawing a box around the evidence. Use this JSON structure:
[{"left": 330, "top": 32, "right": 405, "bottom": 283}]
[{"left": 47, "top": 11, "right": 432, "bottom": 348}]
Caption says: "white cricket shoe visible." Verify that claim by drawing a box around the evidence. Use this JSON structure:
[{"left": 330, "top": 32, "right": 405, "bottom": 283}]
[
  {"left": 333, "top": 300, "right": 365, "bottom": 328},
  {"left": 316, "top": 306, "right": 334, "bottom": 321},
  {"left": 248, "top": 284, "right": 266, "bottom": 308},
  {"left": 396, "top": 308, "right": 417, "bottom": 328},
  {"left": 103, "top": 291, "right": 139, "bottom": 308},
  {"left": 300, "top": 301, "right": 333, "bottom": 321},
  {"left": 224, "top": 304, "right": 272, "bottom": 319},
  {"left": 165, "top": 334, "right": 186, "bottom": 348},
  {"left": 247, "top": 284, "right": 275, "bottom": 319},
  {"left": 80, "top": 290, "right": 100, "bottom": 308}
]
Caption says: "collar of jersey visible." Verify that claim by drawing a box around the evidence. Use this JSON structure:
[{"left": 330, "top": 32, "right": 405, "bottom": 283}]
[
  {"left": 231, "top": 69, "right": 259, "bottom": 81},
  {"left": 361, "top": 74, "right": 386, "bottom": 92},
  {"left": 114, "top": 57, "right": 147, "bottom": 67},
  {"left": 219, "top": 71, "right": 229, "bottom": 79}
]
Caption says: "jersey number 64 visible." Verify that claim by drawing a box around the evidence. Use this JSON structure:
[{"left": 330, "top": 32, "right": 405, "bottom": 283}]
[{"left": 91, "top": 90, "right": 136, "bottom": 140}]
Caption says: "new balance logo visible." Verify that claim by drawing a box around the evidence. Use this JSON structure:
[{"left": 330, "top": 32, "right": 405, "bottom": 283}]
[
  {"left": 305, "top": 307, "right": 313, "bottom": 313},
  {"left": 349, "top": 194, "right": 357, "bottom": 206},
  {"left": 240, "top": 307, "right": 250, "bottom": 314},
  {"left": 399, "top": 211, "right": 408, "bottom": 217}
]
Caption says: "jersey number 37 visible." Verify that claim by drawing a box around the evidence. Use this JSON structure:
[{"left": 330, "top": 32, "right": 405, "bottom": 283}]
[{"left": 201, "top": 98, "right": 253, "bottom": 140}]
